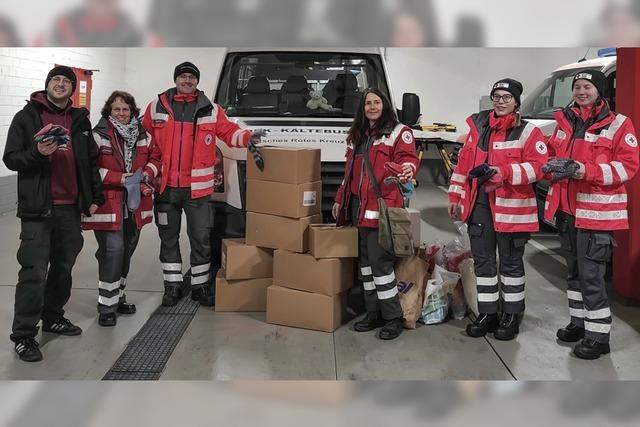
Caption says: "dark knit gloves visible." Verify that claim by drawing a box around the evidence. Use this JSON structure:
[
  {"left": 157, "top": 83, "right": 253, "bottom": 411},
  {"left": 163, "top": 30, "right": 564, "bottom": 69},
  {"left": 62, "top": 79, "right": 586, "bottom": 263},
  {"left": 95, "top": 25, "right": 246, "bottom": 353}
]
[{"left": 542, "top": 158, "right": 581, "bottom": 182}]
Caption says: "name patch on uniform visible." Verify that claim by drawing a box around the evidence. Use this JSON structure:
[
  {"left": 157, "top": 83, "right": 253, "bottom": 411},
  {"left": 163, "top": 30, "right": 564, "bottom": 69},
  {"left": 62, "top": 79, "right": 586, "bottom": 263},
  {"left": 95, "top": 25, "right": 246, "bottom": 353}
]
[
  {"left": 402, "top": 130, "right": 414, "bottom": 145},
  {"left": 625, "top": 133, "right": 638, "bottom": 148},
  {"left": 535, "top": 141, "right": 547, "bottom": 154},
  {"left": 205, "top": 134, "right": 213, "bottom": 145},
  {"left": 556, "top": 130, "right": 567, "bottom": 141}
]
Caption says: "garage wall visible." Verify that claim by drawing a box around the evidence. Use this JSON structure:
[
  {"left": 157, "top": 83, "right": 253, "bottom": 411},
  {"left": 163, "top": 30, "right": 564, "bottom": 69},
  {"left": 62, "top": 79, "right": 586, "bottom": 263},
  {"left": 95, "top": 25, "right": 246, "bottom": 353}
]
[
  {"left": 386, "top": 48, "right": 589, "bottom": 132},
  {"left": 124, "top": 48, "right": 227, "bottom": 111}
]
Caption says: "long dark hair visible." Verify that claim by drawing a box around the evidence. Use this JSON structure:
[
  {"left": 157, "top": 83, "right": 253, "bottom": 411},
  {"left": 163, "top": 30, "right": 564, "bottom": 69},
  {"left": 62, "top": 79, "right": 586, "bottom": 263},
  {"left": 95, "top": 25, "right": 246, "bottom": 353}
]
[
  {"left": 100, "top": 90, "right": 140, "bottom": 119},
  {"left": 348, "top": 88, "right": 399, "bottom": 146}
]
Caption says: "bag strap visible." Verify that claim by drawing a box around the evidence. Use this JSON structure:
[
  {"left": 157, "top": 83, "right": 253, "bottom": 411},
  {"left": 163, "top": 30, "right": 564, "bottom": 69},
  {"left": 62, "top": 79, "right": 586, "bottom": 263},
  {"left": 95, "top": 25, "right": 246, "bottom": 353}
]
[{"left": 362, "top": 135, "right": 384, "bottom": 200}]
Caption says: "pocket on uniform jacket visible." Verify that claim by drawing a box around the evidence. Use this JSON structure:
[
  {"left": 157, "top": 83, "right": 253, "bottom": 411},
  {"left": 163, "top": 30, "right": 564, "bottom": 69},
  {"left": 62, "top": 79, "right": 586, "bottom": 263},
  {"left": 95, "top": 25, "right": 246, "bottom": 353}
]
[
  {"left": 585, "top": 233, "right": 613, "bottom": 262},
  {"left": 592, "top": 139, "right": 613, "bottom": 163}
]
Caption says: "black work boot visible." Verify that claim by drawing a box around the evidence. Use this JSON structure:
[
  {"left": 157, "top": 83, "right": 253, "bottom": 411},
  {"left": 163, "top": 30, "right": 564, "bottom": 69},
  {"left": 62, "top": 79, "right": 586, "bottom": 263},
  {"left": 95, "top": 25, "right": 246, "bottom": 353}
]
[
  {"left": 465, "top": 313, "right": 499, "bottom": 338},
  {"left": 162, "top": 286, "right": 181, "bottom": 307},
  {"left": 379, "top": 317, "right": 404, "bottom": 340},
  {"left": 98, "top": 312, "right": 117, "bottom": 327},
  {"left": 116, "top": 294, "right": 136, "bottom": 315},
  {"left": 574, "top": 339, "right": 611, "bottom": 360},
  {"left": 353, "top": 311, "right": 385, "bottom": 332},
  {"left": 494, "top": 313, "right": 520, "bottom": 341},
  {"left": 191, "top": 286, "right": 215, "bottom": 307},
  {"left": 556, "top": 322, "right": 585, "bottom": 343}
]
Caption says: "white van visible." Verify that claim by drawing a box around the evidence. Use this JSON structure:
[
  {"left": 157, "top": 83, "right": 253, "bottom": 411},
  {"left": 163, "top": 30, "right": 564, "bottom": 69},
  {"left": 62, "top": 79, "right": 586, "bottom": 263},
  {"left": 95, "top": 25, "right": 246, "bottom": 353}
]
[{"left": 208, "top": 48, "right": 423, "bottom": 237}]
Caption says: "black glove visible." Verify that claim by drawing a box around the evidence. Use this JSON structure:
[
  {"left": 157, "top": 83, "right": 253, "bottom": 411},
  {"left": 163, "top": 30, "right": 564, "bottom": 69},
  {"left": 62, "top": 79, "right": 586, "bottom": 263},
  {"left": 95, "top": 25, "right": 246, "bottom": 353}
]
[
  {"left": 248, "top": 130, "right": 266, "bottom": 171},
  {"left": 542, "top": 158, "right": 580, "bottom": 182},
  {"left": 468, "top": 163, "right": 497, "bottom": 184}
]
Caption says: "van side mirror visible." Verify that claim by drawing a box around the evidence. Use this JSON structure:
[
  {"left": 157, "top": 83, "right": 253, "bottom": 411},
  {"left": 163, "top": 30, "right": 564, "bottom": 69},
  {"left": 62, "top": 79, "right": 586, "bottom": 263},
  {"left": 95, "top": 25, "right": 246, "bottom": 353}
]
[{"left": 401, "top": 93, "right": 420, "bottom": 126}]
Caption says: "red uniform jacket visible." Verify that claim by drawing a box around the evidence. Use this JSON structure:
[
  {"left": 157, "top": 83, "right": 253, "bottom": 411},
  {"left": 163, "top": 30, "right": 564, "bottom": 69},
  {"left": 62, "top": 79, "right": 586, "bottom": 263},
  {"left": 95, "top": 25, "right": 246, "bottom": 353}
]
[
  {"left": 448, "top": 110, "right": 548, "bottom": 232},
  {"left": 544, "top": 102, "right": 639, "bottom": 230},
  {"left": 335, "top": 123, "right": 419, "bottom": 228},
  {"left": 81, "top": 117, "right": 161, "bottom": 231},
  {"left": 142, "top": 89, "right": 251, "bottom": 199}
]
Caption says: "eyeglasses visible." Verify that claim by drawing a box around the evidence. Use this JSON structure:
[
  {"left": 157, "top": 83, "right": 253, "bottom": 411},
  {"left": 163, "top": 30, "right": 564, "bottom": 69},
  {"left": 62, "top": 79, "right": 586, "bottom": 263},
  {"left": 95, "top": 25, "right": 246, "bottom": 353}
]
[
  {"left": 491, "top": 94, "right": 513, "bottom": 103},
  {"left": 51, "top": 76, "right": 72, "bottom": 86}
]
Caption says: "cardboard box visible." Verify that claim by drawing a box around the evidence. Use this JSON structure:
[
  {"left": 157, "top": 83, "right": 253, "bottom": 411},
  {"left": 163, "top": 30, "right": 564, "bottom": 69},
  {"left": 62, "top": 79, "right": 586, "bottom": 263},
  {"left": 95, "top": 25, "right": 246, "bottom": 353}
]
[
  {"left": 406, "top": 208, "right": 421, "bottom": 247},
  {"left": 266, "top": 285, "right": 346, "bottom": 332},
  {"left": 221, "top": 238, "right": 273, "bottom": 280},
  {"left": 215, "top": 269, "right": 271, "bottom": 312},
  {"left": 273, "top": 250, "right": 353, "bottom": 296},
  {"left": 245, "top": 212, "right": 322, "bottom": 253},
  {"left": 309, "top": 224, "right": 358, "bottom": 258},
  {"left": 246, "top": 147, "right": 321, "bottom": 184},
  {"left": 246, "top": 179, "right": 322, "bottom": 218}
]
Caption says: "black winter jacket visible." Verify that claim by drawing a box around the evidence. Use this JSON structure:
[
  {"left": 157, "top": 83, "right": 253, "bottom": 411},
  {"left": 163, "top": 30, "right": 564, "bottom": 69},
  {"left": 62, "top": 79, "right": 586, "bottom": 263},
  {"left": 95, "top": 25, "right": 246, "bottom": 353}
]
[{"left": 2, "top": 98, "right": 104, "bottom": 218}]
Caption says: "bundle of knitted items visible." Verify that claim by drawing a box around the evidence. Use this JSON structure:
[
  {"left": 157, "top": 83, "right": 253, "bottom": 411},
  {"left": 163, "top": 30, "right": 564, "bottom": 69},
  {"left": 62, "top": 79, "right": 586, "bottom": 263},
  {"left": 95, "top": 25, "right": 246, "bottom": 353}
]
[
  {"left": 34, "top": 123, "right": 71, "bottom": 145},
  {"left": 542, "top": 158, "right": 581, "bottom": 182},
  {"left": 248, "top": 130, "right": 266, "bottom": 171}
]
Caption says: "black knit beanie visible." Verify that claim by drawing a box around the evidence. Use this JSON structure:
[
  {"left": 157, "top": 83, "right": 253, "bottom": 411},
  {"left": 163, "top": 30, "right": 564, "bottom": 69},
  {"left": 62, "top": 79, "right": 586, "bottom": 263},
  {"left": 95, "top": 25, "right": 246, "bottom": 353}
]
[
  {"left": 45, "top": 65, "right": 77, "bottom": 93},
  {"left": 174, "top": 61, "right": 200, "bottom": 81},
  {"left": 572, "top": 69, "right": 606, "bottom": 98},
  {"left": 490, "top": 78, "right": 523, "bottom": 106}
]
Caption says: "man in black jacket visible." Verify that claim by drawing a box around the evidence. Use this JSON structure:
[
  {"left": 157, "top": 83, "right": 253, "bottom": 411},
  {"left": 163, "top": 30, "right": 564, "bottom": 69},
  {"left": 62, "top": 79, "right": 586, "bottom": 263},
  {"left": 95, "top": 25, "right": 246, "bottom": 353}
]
[{"left": 3, "top": 65, "right": 104, "bottom": 362}]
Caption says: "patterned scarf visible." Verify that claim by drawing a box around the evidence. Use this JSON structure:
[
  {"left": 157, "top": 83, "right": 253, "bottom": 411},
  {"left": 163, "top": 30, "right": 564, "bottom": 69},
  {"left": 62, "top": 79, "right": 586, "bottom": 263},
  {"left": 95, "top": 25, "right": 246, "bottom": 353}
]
[{"left": 109, "top": 115, "right": 139, "bottom": 173}]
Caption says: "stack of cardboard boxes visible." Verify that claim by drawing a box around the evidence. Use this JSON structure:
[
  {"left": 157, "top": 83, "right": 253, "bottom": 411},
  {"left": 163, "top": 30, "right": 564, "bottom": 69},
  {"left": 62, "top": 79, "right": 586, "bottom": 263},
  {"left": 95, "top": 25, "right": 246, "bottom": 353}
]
[
  {"left": 267, "top": 224, "right": 358, "bottom": 332},
  {"left": 216, "top": 146, "right": 358, "bottom": 332}
]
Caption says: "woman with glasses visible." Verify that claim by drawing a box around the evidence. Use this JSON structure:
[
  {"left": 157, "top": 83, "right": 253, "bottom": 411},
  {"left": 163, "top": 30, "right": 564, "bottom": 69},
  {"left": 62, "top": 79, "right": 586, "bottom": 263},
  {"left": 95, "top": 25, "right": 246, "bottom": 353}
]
[
  {"left": 332, "top": 87, "right": 419, "bottom": 340},
  {"left": 448, "top": 79, "right": 548, "bottom": 341},
  {"left": 544, "top": 70, "right": 638, "bottom": 359},
  {"left": 82, "top": 91, "right": 161, "bottom": 327}
]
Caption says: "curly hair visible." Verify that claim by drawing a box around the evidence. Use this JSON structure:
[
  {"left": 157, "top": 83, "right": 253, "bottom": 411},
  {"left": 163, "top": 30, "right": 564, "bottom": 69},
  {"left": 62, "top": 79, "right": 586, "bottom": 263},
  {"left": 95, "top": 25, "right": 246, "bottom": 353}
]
[{"left": 100, "top": 90, "right": 140, "bottom": 119}]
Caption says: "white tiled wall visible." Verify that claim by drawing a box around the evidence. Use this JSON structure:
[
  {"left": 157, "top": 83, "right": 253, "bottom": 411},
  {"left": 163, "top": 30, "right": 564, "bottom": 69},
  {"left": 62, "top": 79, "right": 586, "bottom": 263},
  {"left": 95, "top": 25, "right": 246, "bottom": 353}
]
[{"left": 0, "top": 48, "right": 127, "bottom": 178}]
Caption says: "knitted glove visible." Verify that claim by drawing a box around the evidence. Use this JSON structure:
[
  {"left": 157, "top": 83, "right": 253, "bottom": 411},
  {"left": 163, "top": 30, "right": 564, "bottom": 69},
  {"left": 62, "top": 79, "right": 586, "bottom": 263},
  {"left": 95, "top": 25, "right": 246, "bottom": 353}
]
[
  {"left": 35, "top": 124, "right": 71, "bottom": 145},
  {"left": 468, "top": 163, "right": 497, "bottom": 185},
  {"left": 469, "top": 163, "right": 497, "bottom": 180},
  {"left": 248, "top": 130, "right": 265, "bottom": 171},
  {"left": 542, "top": 158, "right": 580, "bottom": 182}
]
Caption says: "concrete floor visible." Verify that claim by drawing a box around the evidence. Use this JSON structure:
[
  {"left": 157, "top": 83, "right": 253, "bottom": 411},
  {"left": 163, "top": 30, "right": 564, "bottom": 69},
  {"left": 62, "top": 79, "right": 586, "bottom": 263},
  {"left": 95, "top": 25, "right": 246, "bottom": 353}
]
[{"left": 0, "top": 184, "right": 638, "bottom": 380}]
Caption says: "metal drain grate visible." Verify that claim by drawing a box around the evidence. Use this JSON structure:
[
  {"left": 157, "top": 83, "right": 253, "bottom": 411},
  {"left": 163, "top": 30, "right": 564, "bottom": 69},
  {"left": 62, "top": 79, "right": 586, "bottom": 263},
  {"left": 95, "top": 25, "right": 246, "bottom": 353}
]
[{"left": 103, "top": 294, "right": 200, "bottom": 380}]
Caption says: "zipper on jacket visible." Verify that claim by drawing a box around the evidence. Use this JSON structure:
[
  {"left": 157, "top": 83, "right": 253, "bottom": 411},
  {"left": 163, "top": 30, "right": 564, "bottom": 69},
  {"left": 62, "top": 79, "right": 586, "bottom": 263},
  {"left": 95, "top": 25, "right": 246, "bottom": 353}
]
[
  {"left": 177, "top": 100, "right": 186, "bottom": 187},
  {"left": 357, "top": 135, "right": 373, "bottom": 222}
]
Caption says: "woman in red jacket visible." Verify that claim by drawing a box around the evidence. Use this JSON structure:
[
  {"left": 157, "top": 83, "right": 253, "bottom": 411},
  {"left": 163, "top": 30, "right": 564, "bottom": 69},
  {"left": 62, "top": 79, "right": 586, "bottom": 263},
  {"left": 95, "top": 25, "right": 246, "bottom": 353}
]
[
  {"left": 333, "top": 87, "right": 419, "bottom": 340},
  {"left": 82, "top": 91, "right": 161, "bottom": 327},
  {"left": 544, "top": 70, "right": 639, "bottom": 360},
  {"left": 448, "top": 79, "right": 548, "bottom": 341}
]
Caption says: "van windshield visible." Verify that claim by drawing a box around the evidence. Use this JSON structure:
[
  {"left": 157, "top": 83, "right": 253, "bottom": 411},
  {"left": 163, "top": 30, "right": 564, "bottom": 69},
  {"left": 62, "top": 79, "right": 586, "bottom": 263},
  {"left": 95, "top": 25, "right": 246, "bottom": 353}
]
[
  {"left": 215, "top": 51, "right": 391, "bottom": 118},
  {"left": 521, "top": 67, "right": 602, "bottom": 119}
]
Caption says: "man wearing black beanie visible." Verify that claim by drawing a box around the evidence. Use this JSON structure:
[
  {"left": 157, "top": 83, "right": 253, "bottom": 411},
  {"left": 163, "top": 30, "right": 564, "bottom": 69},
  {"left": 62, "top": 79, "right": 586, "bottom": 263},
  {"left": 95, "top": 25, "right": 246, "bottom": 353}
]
[
  {"left": 142, "top": 62, "right": 263, "bottom": 308},
  {"left": 3, "top": 65, "right": 104, "bottom": 362}
]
